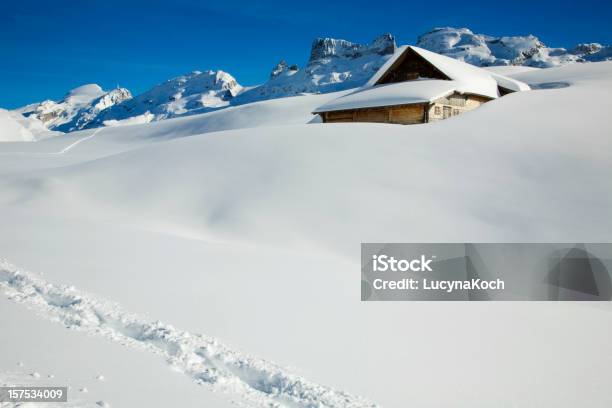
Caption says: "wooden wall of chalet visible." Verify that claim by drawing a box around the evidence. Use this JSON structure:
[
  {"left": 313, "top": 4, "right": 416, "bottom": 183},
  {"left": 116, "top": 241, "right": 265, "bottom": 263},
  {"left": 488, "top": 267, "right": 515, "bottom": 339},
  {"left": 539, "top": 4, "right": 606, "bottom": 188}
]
[
  {"left": 388, "top": 105, "right": 425, "bottom": 124},
  {"left": 319, "top": 93, "right": 493, "bottom": 125},
  {"left": 321, "top": 104, "right": 426, "bottom": 125},
  {"left": 427, "top": 93, "right": 491, "bottom": 122}
]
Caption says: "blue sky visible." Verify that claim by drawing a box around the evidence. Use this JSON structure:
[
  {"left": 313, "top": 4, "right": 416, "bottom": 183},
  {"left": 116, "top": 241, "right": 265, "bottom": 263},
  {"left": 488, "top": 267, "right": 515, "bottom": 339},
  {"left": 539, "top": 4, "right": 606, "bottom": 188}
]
[{"left": 1, "top": 0, "right": 611, "bottom": 108}]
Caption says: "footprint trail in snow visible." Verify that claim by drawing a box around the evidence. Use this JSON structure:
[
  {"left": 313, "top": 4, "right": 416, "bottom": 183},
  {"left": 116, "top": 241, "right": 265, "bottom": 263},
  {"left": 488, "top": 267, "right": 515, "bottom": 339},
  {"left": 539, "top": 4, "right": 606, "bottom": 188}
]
[{"left": 0, "top": 259, "right": 379, "bottom": 408}]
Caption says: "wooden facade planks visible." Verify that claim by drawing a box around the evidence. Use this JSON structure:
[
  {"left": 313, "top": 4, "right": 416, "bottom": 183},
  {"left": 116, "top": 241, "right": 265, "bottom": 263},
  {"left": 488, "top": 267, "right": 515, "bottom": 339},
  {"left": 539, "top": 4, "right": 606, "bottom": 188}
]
[
  {"left": 319, "top": 92, "right": 491, "bottom": 125},
  {"left": 322, "top": 104, "right": 427, "bottom": 125}
]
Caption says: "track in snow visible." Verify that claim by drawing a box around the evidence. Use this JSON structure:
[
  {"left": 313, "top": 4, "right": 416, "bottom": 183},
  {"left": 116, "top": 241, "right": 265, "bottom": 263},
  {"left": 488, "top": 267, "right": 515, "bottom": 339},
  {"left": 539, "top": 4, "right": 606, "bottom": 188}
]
[
  {"left": 56, "top": 128, "right": 102, "bottom": 154},
  {"left": 0, "top": 259, "right": 378, "bottom": 408},
  {"left": 0, "top": 128, "right": 102, "bottom": 156}
]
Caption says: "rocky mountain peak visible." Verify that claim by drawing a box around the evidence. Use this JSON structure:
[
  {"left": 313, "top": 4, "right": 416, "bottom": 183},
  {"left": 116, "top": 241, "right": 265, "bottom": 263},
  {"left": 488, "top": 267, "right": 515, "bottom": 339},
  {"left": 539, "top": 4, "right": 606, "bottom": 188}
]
[
  {"left": 570, "top": 43, "right": 603, "bottom": 55},
  {"left": 17, "top": 84, "right": 130, "bottom": 132},
  {"left": 91, "top": 87, "right": 132, "bottom": 111},
  {"left": 270, "top": 60, "right": 288, "bottom": 79},
  {"left": 417, "top": 27, "right": 584, "bottom": 67},
  {"left": 308, "top": 33, "right": 396, "bottom": 62},
  {"left": 269, "top": 60, "right": 299, "bottom": 79}
]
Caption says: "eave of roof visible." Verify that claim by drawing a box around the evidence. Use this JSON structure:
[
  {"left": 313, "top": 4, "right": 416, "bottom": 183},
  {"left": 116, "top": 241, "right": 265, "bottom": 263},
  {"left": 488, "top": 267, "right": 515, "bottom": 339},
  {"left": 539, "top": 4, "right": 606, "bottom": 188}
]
[
  {"left": 313, "top": 80, "right": 459, "bottom": 113},
  {"left": 488, "top": 71, "right": 531, "bottom": 92}
]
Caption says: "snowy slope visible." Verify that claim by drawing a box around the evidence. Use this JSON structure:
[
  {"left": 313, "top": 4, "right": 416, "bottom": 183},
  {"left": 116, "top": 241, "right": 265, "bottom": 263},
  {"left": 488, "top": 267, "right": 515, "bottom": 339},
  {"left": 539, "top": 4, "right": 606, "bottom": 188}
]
[
  {"left": 0, "top": 108, "right": 53, "bottom": 142},
  {"left": 0, "top": 109, "right": 36, "bottom": 142},
  {"left": 0, "top": 91, "right": 343, "bottom": 179},
  {"left": 1, "top": 61, "right": 612, "bottom": 407},
  {"left": 17, "top": 85, "right": 132, "bottom": 132},
  {"left": 0, "top": 260, "right": 376, "bottom": 408},
  {"left": 417, "top": 27, "right": 612, "bottom": 67},
  {"left": 0, "top": 296, "right": 236, "bottom": 408}
]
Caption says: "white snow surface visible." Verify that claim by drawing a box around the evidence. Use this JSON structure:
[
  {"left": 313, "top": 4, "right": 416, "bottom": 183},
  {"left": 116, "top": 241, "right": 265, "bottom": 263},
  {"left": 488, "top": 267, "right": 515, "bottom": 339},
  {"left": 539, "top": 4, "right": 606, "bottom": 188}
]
[
  {"left": 102, "top": 112, "right": 155, "bottom": 127},
  {"left": 0, "top": 61, "right": 612, "bottom": 407},
  {"left": 0, "top": 109, "right": 37, "bottom": 142},
  {"left": 0, "top": 260, "right": 377, "bottom": 408},
  {"left": 0, "top": 109, "right": 54, "bottom": 142},
  {"left": 488, "top": 71, "right": 532, "bottom": 92}
]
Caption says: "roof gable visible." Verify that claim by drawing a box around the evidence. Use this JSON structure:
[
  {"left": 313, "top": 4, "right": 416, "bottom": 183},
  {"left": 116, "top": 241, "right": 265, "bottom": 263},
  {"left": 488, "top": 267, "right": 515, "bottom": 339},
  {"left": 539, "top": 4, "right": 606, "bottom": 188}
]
[
  {"left": 374, "top": 47, "right": 450, "bottom": 85},
  {"left": 366, "top": 46, "right": 500, "bottom": 99}
]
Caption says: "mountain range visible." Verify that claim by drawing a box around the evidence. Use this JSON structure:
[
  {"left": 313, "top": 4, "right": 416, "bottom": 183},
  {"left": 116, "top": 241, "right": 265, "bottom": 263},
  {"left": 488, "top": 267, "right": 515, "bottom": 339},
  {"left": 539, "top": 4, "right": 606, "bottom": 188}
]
[{"left": 11, "top": 27, "right": 612, "bottom": 133}]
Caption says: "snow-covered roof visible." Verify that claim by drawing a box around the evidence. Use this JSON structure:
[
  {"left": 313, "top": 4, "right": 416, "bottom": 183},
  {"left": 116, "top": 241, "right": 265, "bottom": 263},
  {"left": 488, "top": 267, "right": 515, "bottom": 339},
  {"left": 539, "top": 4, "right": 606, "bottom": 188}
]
[
  {"left": 488, "top": 71, "right": 531, "bottom": 92},
  {"left": 366, "top": 46, "right": 500, "bottom": 99},
  {"left": 312, "top": 80, "right": 457, "bottom": 113},
  {"left": 314, "top": 45, "right": 530, "bottom": 113}
]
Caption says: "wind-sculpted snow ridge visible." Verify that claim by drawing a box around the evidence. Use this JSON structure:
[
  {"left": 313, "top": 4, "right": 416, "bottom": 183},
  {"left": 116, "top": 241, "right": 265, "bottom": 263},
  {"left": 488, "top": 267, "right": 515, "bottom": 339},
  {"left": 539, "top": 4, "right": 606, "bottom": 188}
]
[
  {"left": 0, "top": 260, "right": 379, "bottom": 408},
  {"left": 0, "top": 108, "right": 51, "bottom": 142}
]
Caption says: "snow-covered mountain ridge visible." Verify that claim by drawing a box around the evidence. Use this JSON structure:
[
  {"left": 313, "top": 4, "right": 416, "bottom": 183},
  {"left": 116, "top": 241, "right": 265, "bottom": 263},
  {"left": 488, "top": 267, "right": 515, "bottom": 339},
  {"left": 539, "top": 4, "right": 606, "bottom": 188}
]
[
  {"left": 9, "top": 27, "right": 611, "bottom": 134},
  {"left": 88, "top": 70, "right": 242, "bottom": 128},
  {"left": 17, "top": 84, "right": 132, "bottom": 133},
  {"left": 232, "top": 33, "right": 397, "bottom": 105},
  {"left": 417, "top": 27, "right": 612, "bottom": 68}
]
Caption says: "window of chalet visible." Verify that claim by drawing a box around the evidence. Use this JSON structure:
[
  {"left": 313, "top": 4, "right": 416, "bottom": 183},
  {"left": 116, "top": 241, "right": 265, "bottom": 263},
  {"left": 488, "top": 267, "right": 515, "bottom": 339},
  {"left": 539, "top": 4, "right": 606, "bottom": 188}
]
[{"left": 434, "top": 106, "right": 441, "bottom": 115}]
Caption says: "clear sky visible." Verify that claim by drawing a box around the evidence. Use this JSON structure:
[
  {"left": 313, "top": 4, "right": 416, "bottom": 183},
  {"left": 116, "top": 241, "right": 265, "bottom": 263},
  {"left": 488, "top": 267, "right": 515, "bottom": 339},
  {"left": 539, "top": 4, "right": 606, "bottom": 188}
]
[{"left": 1, "top": 0, "right": 611, "bottom": 109}]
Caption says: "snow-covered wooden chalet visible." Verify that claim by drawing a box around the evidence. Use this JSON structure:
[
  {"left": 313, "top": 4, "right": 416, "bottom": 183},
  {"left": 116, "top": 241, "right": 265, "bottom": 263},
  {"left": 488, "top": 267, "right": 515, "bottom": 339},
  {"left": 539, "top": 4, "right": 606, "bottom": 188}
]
[{"left": 312, "top": 45, "right": 530, "bottom": 124}]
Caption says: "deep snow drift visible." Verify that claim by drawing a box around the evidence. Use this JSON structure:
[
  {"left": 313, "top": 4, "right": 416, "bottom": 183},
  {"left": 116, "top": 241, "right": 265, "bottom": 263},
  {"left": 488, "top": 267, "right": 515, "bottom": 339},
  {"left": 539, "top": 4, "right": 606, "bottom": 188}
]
[
  {"left": 0, "top": 108, "right": 54, "bottom": 142},
  {"left": 1, "top": 61, "right": 612, "bottom": 408}
]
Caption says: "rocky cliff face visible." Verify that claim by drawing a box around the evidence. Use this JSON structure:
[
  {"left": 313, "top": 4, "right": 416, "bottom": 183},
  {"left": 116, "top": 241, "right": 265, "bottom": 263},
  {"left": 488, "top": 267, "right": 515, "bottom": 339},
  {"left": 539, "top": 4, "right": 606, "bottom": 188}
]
[
  {"left": 309, "top": 33, "right": 395, "bottom": 61},
  {"left": 233, "top": 33, "right": 396, "bottom": 105},
  {"left": 270, "top": 60, "right": 299, "bottom": 79}
]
